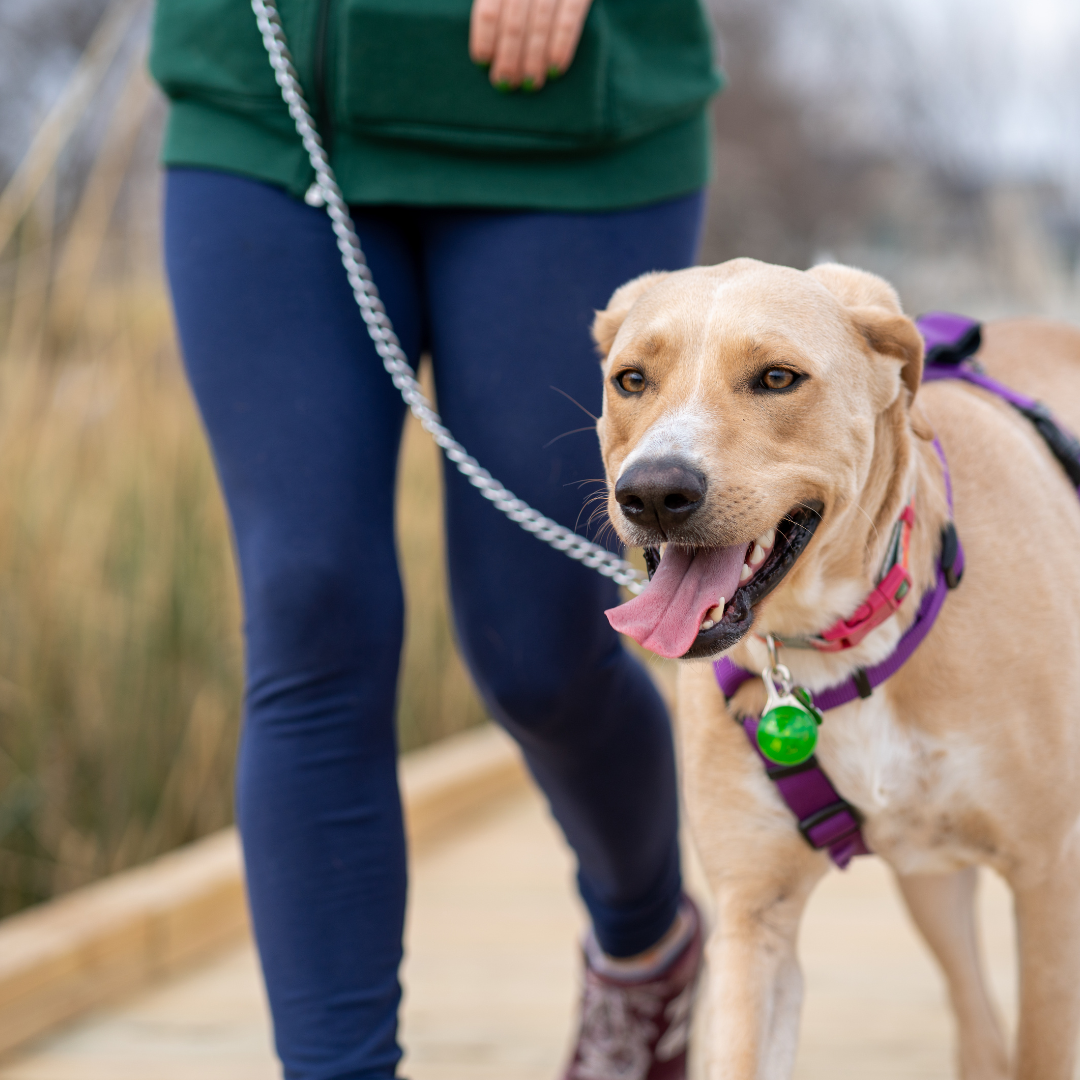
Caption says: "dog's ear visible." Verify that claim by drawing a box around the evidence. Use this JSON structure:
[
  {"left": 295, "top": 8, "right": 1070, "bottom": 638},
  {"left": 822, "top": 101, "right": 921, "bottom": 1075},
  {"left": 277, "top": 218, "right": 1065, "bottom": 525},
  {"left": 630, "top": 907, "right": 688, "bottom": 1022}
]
[
  {"left": 808, "top": 263, "right": 923, "bottom": 399},
  {"left": 592, "top": 271, "right": 670, "bottom": 358},
  {"left": 849, "top": 306, "right": 924, "bottom": 400}
]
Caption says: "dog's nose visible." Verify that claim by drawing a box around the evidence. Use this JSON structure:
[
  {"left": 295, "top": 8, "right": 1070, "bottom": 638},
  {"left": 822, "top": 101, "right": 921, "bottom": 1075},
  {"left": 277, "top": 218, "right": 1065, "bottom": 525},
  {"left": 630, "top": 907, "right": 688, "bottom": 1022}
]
[{"left": 615, "top": 458, "right": 707, "bottom": 533}]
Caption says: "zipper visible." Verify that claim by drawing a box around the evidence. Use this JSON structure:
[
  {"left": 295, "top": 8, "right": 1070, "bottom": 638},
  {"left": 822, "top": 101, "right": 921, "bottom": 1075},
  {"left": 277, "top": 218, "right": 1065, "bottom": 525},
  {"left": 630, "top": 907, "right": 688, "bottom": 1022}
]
[{"left": 313, "top": 0, "right": 334, "bottom": 151}]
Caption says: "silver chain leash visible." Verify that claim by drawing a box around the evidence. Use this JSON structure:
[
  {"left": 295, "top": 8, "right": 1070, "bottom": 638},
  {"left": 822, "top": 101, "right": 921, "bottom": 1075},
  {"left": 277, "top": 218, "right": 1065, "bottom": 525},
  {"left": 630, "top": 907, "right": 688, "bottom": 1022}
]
[{"left": 250, "top": 0, "right": 645, "bottom": 594}]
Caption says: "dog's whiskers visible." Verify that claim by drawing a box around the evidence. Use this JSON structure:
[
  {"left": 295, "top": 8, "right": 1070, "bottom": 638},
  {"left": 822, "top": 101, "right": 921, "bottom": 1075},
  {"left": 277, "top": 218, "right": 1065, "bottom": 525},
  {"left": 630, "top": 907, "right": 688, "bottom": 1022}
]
[
  {"left": 542, "top": 425, "right": 596, "bottom": 450},
  {"left": 577, "top": 491, "right": 611, "bottom": 519},
  {"left": 781, "top": 513, "right": 814, "bottom": 538},
  {"left": 593, "top": 521, "right": 619, "bottom": 548},
  {"left": 577, "top": 491, "right": 618, "bottom": 537},
  {"left": 548, "top": 385, "right": 599, "bottom": 422},
  {"left": 576, "top": 502, "right": 602, "bottom": 534}
]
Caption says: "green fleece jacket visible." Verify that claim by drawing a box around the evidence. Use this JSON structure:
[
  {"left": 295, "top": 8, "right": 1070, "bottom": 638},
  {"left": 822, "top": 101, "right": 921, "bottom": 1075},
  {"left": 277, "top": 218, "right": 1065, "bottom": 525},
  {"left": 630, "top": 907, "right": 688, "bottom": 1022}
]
[{"left": 149, "top": 0, "right": 722, "bottom": 210}]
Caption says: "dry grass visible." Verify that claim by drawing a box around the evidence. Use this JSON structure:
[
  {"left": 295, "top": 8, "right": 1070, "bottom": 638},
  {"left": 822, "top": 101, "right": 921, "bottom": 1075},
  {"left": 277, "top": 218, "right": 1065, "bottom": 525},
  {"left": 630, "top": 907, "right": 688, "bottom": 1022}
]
[{"left": 0, "top": 276, "right": 242, "bottom": 914}]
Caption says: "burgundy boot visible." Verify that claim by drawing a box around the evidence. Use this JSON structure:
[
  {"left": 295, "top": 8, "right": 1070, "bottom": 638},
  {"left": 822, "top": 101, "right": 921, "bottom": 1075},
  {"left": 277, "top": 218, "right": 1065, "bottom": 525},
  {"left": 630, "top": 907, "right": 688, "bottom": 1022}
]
[{"left": 562, "top": 897, "right": 704, "bottom": 1080}]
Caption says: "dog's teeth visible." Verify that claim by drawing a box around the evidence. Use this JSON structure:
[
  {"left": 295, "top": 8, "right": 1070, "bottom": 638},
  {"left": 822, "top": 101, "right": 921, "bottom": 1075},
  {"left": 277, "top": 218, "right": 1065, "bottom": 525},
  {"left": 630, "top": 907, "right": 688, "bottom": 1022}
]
[
  {"left": 740, "top": 562, "right": 752, "bottom": 582},
  {"left": 700, "top": 619, "right": 715, "bottom": 631},
  {"left": 759, "top": 528, "right": 775, "bottom": 549},
  {"left": 750, "top": 543, "right": 766, "bottom": 566},
  {"left": 707, "top": 604, "right": 722, "bottom": 622}
]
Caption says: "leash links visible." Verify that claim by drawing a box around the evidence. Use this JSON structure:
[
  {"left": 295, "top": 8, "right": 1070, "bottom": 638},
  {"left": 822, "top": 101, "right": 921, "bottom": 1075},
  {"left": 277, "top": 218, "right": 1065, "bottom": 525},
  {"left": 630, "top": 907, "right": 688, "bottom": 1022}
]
[{"left": 250, "top": 0, "right": 646, "bottom": 594}]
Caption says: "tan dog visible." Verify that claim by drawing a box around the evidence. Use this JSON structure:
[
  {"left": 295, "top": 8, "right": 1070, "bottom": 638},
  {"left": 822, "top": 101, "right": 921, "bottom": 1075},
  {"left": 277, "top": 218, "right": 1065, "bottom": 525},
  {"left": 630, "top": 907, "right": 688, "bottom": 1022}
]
[{"left": 593, "top": 258, "right": 1080, "bottom": 1080}]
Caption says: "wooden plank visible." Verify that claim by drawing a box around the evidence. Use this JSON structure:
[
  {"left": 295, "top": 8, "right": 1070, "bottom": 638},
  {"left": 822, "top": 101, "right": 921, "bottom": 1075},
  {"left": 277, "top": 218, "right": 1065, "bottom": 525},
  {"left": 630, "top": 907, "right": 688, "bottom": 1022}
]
[{"left": 0, "top": 725, "right": 526, "bottom": 1057}]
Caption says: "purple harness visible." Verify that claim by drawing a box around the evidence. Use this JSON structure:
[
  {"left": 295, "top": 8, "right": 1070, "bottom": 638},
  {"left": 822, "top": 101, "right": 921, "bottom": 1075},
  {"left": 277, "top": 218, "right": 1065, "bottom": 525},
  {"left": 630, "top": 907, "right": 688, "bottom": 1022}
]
[{"left": 713, "top": 313, "right": 1080, "bottom": 867}]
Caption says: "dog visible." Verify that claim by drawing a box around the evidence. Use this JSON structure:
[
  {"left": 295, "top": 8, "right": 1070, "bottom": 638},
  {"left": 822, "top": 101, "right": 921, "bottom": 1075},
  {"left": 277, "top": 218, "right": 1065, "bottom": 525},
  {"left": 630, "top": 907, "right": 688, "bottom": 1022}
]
[{"left": 594, "top": 258, "right": 1080, "bottom": 1080}]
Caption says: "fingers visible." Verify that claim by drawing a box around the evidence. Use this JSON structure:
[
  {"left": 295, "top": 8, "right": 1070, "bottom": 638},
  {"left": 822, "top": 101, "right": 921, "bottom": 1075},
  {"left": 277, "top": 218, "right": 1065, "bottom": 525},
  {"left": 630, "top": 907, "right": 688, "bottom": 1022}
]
[
  {"left": 519, "top": 0, "right": 559, "bottom": 90},
  {"left": 469, "top": 0, "right": 503, "bottom": 68},
  {"left": 546, "top": 0, "right": 591, "bottom": 76},
  {"left": 490, "top": 0, "right": 530, "bottom": 89},
  {"left": 470, "top": 0, "right": 594, "bottom": 91}
]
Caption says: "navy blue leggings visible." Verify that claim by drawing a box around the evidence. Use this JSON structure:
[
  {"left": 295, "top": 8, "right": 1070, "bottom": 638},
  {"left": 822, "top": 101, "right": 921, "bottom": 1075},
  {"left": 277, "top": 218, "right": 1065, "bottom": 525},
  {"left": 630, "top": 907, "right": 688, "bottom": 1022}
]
[{"left": 164, "top": 168, "right": 704, "bottom": 1080}]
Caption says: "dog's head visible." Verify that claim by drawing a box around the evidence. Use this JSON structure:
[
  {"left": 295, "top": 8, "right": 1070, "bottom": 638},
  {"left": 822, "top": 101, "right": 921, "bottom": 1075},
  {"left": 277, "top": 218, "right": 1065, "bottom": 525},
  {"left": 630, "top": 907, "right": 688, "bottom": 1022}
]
[{"left": 595, "top": 258, "right": 924, "bottom": 660}]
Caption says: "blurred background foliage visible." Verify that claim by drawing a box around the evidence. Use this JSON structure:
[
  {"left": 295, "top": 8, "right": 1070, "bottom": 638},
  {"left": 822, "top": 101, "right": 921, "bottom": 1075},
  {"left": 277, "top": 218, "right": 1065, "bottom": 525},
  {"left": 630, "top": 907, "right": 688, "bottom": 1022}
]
[{"left": 0, "top": 0, "right": 1078, "bottom": 916}]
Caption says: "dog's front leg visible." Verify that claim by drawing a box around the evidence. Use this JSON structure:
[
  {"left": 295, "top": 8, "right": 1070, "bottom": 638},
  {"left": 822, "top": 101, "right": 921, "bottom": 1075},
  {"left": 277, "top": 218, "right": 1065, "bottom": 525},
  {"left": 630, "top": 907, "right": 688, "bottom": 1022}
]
[
  {"left": 679, "top": 664, "right": 828, "bottom": 1080},
  {"left": 1011, "top": 849, "right": 1080, "bottom": 1080},
  {"left": 703, "top": 864, "right": 824, "bottom": 1080}
]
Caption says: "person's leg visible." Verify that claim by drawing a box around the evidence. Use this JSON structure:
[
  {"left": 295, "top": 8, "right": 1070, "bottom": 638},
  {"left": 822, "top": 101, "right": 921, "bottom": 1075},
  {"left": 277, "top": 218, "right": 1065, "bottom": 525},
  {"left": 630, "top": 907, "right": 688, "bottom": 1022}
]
[
  {"left": 164, "top": 169, "right": 423, "bottom": 1080},
  {"left": 423, "top": 192, "right": 706, "bottom": 957}
]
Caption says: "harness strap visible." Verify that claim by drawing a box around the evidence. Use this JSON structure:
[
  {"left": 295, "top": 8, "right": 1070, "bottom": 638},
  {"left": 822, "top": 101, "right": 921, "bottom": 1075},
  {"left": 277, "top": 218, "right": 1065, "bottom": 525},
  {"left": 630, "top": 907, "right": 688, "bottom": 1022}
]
[
  {"left": 919, "top": 311, "right": 1080, "bottom": 493},
  {"left": 747, "top": 715, "right": 869, "bottom": 867}
]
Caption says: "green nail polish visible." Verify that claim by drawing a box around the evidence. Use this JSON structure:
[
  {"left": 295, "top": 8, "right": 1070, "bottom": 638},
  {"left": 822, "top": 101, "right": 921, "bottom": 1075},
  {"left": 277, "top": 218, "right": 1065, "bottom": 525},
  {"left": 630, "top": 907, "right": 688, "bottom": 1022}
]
[
  {"left": 547, "top": 64, "right": 562, "bottom": 79},
  {"left": 495, "top": 79, "right": 513, "bottom": 93},
  {"left": 474, "top": 58, "right": 490, "bottom": 69},
  {"left": 522, "top": 76, "right": 537, "bottom": 92}
]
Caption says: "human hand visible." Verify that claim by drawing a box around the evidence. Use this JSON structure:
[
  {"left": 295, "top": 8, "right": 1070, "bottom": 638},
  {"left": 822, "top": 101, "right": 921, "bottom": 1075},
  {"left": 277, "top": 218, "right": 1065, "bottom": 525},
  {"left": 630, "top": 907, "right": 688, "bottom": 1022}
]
[{"left": 469, "top": 0, "right": 594, "bottom": 92}]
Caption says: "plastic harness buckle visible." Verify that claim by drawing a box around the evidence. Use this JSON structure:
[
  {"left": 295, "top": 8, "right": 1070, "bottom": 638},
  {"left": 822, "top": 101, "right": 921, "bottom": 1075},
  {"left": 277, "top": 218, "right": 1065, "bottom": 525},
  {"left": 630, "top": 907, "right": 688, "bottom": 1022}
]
[{"left": 940, "top": 522, "right": 963, "bottom": 589}]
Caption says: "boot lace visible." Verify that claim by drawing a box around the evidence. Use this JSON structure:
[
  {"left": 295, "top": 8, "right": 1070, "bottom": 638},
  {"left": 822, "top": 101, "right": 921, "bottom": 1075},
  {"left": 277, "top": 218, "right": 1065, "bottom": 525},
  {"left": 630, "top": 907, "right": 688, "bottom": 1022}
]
[{"left": 571, "top": 979, "right": 664, "bottom": 1080}]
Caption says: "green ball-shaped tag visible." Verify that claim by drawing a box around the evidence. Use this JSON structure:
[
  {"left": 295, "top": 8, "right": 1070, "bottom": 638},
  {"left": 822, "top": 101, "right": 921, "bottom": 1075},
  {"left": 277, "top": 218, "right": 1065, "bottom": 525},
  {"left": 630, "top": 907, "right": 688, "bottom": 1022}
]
[{"left": 757, "top": 704, "right": 818, "bottom": 765}]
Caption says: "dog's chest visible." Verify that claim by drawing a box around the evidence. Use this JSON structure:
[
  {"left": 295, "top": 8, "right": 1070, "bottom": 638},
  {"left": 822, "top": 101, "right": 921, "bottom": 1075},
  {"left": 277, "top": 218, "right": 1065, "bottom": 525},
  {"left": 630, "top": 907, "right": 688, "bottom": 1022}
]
[{"left": 815, "top": 695, "right": 998, "bottom": 875}]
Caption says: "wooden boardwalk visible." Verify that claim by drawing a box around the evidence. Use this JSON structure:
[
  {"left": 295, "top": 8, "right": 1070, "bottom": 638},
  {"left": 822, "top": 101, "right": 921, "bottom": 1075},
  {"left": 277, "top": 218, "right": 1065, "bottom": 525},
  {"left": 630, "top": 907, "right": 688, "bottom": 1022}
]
[{"left": 0, "top": 782, "right": 1019, "bottom": 1080}]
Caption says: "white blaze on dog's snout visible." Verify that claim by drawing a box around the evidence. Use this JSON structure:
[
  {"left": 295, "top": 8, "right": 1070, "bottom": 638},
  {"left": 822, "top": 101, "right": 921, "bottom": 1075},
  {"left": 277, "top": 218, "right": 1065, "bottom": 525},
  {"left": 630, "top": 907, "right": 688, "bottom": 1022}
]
[{"left": 616, "top": 402, "right": 714, "bottom": 480}]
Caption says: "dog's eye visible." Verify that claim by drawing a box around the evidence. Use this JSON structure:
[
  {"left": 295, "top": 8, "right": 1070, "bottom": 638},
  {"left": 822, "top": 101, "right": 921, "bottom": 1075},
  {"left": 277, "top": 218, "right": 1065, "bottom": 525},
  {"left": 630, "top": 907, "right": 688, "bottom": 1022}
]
[
  {"left": 615, "top": 370, "right": 646, "bottom": 394},
  {"left": 761, "top": 368, "right": 797, "bottom": 390}
]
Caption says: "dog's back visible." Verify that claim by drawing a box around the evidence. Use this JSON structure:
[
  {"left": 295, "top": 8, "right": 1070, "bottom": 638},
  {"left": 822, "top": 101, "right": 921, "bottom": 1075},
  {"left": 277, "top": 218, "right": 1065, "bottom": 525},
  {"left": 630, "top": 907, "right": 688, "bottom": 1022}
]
[{"left": 980, "top": 318, "right": 1080, "bottom": 437}]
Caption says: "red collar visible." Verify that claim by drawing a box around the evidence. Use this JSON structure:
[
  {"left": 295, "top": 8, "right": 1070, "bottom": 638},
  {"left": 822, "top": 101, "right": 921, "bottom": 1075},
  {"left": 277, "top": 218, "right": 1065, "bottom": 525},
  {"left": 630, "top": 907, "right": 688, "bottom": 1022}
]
[{"left": 765, "top": 501, "right": 916, "bottom": 653}]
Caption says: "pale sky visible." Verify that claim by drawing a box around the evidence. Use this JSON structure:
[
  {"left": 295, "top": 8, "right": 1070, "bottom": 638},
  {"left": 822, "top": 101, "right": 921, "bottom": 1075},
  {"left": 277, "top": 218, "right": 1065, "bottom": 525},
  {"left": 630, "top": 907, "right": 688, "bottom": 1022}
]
[{"left": 767, "top": 0, "right": 1080, "bottom": 204}]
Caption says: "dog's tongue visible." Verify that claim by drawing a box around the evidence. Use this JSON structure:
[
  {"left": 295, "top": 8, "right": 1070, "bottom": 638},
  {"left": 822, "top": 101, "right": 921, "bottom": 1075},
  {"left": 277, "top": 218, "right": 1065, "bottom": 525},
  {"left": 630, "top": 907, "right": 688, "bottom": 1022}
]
[{"left": 605, "top": 544, "right": 747, "bottom": 659}]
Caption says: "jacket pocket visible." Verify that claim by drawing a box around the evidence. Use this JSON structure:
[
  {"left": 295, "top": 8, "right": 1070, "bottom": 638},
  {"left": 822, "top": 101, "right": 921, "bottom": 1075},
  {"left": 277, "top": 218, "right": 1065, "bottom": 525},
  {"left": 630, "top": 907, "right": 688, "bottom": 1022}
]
[{"left": 334, "top": 0, "right": 612, "bottom": 151}]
